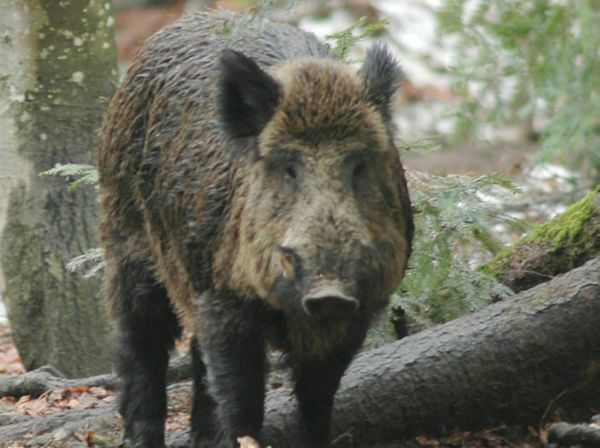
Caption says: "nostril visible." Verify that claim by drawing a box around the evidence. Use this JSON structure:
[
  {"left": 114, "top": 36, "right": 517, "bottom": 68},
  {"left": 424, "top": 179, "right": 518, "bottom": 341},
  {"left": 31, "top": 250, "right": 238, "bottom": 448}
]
[{"left": 303, "top": 294, "right": 359, "bottom": 319}]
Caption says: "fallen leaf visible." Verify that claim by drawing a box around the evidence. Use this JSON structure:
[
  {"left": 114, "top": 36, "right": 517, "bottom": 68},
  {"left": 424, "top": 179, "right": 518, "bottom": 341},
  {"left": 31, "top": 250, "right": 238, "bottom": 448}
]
[
  {"left": 85, "top": 431, "right": 96, "bottom": 445},
  {"left": 237, "top": 436, "right": 261, "bottom": 448},
  {"left": 69, "top": 386, "right": 91, "bottom": 394}
]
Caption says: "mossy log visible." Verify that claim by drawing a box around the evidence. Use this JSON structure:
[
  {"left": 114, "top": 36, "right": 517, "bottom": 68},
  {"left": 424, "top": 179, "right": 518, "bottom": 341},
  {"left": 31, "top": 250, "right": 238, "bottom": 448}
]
[{"left": 485, "top": 187, "right": 600, "bottom": 292}]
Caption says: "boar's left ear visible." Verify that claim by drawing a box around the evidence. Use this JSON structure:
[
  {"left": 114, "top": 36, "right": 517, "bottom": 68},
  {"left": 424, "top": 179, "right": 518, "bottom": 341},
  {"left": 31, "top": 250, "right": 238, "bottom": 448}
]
[
  {"left": 359, "top": 44, "right": 402, "bottom": 121},
  {"left": 218, "top": 49, "right": 281, "bottom": 139}
]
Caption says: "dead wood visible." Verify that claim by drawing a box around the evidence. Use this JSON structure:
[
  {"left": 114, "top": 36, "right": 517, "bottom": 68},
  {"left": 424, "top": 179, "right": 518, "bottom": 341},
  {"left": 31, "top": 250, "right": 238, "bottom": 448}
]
[
  {"left": 548, "top": 421, "right": 600, "bottom": 448},
  {"left": 0, "top": 365, "right": 117, "bottom": 399},
  {"left": 0, "top": 352, "right": 193, "bottom": 399},
  {"left": 487, "top": 188, "right": 600, "bottom": 292}
]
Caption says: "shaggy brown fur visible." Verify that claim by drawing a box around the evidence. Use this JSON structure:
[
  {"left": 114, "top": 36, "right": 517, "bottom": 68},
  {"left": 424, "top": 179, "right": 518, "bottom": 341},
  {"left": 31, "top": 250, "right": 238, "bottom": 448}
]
[{"left": 98, "top": 10, "right": 413, "bottom": 448}]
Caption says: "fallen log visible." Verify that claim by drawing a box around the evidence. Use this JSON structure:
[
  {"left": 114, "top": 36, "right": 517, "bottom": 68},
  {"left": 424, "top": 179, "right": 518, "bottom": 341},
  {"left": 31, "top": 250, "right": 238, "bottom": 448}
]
[
  {"left": 2, "top": 258, "right": 599, "bottom": 447},
  {"left": 0, "top": 366, "right": 117, "bottom": 399},
  {"left": 486, "top": 187, "right": 600, "bottom": 292},
  {"left": 548, "top": 420, "right": 600, "bottom": 448},
  {"left": 0, "top": 348, "right": 193, "bottom": 399}
]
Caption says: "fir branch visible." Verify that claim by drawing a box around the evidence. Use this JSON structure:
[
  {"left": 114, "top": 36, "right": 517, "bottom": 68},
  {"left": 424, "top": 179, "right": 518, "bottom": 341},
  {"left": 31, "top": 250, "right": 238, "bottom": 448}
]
[
  {"left": 397, "top": 171, "right": 518, "bottom": 325},
  {"left": 326, "top": 16, "right": 389, "bottom": 59},
  {"left": 40, "top": 163, "right": 99, "bottom": 192},
  {"left": 66, "top": 247, "right": 105, "bottom": 279}
]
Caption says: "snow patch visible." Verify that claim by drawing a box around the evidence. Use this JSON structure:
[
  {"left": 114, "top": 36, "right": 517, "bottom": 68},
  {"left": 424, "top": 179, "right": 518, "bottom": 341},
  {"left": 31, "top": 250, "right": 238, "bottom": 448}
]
[
  {"left": 8, "top": 85, "right": 25, "bottom": 103},
  {"left": 71, "top": 71, "right": 85, "bottom": 85},
  {"left": 0, "top": 297, "right": 6, "bottom": 325}
]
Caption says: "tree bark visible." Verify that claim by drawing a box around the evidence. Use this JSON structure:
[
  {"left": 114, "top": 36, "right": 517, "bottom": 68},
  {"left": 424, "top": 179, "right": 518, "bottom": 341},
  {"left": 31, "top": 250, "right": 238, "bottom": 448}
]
[
  {"left": 1, "top": 258, "right": 599, "bottom": 447},
  {"left": 0, "top": 0, "right": 118, "bottom": 376},
  {"left": 547, "top": 421, "right": 600, "bottom": 448},
  {"left": 486, "top": 187, "right": 600, "bottom": 292}
]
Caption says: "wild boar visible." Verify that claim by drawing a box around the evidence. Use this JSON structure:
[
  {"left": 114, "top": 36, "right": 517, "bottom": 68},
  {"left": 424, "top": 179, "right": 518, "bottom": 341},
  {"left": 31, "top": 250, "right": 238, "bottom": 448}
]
[{"left": 97, "top": 10, "right": 413, "bottom": 448}]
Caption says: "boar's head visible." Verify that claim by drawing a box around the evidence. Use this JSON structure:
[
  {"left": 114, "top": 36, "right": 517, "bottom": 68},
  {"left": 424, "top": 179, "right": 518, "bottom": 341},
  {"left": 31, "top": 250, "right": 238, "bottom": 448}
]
[{"left": 216, "top": 45, "right": 413, "bottom": 351}]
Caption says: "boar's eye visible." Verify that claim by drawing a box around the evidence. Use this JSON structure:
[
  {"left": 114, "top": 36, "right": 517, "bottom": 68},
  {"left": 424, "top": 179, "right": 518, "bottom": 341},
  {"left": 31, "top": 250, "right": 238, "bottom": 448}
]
[
  {"left": 352, "top": 161, "right": 366, "bottom": 180},
  {"left": 265, "top": 150, "right": 301, "bottom": 191},
  {"left": 348, "top": 155, "right": 370, "bottom": 193},
  {"left": 283, "top": 165, "right": 297, "bottom": 188}
]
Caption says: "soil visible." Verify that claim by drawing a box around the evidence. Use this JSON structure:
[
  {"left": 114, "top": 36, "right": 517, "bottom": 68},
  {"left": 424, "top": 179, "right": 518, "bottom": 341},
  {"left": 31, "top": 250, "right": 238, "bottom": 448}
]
[{"left": 403, "top": 141, "right": 539, "bottom": 177}]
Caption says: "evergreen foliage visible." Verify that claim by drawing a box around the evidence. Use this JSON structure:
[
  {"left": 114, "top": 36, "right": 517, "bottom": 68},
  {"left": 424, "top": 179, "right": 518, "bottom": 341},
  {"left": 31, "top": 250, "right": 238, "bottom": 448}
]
[
  {"left": 221, "top": 0, "right": 301, "bottom": 38},
  {"left": 396, "top": 170, "right": 517, "bottom": 325},
  {"left": 326, "top": 16, "right": 389, "bottom": 59},
  {"left": 41, "top": 163, "right": 99, "bottom": 192},
  {"left": 66, "top": 247, "right": 105, "bottom": 278},
  {"left": 41, "top": 164, "right": 104, "bottom": 276},
  {"left": 436, "top": 0, "right": 600, "bottom": 186}
]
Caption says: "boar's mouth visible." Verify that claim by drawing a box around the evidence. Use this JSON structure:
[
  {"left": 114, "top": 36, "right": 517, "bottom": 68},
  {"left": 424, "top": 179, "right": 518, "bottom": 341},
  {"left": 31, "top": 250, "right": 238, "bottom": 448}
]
[{"left": 302, "top": 281, "right": 359, "bottom": 320}]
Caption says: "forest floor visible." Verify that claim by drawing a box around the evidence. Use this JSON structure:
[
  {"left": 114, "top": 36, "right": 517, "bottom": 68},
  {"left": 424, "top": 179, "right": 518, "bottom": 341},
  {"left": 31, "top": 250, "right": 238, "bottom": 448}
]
[{"left": 0, "top": 323, "right": 551, "bottom": 448}]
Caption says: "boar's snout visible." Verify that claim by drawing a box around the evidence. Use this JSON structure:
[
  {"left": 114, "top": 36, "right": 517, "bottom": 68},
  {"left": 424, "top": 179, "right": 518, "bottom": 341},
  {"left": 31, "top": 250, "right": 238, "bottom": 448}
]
[{"left": 302, "top": 282, "right": 359, "bottom": 320}]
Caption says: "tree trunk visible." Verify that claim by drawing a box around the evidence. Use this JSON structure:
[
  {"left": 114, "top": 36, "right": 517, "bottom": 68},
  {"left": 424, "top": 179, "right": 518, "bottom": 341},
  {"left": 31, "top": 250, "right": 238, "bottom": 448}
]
[
  {"left": 485, "top": 187, "right": 600, "bottom": 292},
  {"left": 0, "top": 0, "right": 118, "bottom": 377}
]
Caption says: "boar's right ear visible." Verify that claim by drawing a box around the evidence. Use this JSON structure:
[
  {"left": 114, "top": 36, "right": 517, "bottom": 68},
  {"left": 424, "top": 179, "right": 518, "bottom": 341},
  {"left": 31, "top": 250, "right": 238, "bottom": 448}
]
[
  {"left": 359, "top": 44, "right": 402, "bottom": 121},
  {"left": 218, "top": 49, "right": 281, "bottom": 139}
]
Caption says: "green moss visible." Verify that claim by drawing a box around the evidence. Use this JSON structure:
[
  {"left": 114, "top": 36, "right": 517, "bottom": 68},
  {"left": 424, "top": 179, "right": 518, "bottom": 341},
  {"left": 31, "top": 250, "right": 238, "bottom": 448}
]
[
  {"left": 487, "top": 187, "right": 600, "bottom": 278},
  {"left": 529, "top": 187, "right": 600, "bottom": 249}
]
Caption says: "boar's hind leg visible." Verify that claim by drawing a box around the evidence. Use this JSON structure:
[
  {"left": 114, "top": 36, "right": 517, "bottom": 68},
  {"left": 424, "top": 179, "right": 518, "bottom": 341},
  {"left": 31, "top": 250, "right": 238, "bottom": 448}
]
[
  {"left": 190, "top": 335, "right": 217, "bottom": 445},
  {"left": 112, "top": 262, "right": 182, "bottom": 448},
  {"left": 199, "top": 295, "right": 267, "bottom": 448}
]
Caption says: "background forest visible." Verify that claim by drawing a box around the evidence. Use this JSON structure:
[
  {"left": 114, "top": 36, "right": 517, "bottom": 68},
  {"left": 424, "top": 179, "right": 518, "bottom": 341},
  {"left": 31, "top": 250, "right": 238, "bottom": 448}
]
[{"left": 0, "top": 1, "right": 598, "bottom": 447}]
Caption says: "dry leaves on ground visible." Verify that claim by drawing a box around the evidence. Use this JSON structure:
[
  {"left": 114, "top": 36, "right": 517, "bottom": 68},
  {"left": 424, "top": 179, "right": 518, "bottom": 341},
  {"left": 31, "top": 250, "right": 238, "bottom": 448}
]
[
  {"left": 1, "top": 386, "right": 116, "bottom": 417},
  {"left": 0, "top": 325, "right": 25, "bottom": 375},
  {"left": 238, "top": 435, "right": 273, "bottom": 448}
]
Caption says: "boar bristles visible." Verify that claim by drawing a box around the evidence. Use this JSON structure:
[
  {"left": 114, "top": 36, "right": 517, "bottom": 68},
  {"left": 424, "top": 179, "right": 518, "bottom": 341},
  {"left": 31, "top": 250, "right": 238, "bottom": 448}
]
[
  {"left": 359, "top": 43, "right": 403, "bottom": 120},
  {"left": 218, "top": 49, "right": 281, "bottom": 139}
]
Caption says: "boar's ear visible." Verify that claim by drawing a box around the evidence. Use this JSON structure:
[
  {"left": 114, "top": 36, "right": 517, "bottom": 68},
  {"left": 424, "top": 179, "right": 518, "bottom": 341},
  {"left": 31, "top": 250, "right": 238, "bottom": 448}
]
[
  {"left": 358, "top": 44, "right": 402, "bottom": 121},
  {"left": 218, "top": 49, "right": 281, "bottom": 139}
]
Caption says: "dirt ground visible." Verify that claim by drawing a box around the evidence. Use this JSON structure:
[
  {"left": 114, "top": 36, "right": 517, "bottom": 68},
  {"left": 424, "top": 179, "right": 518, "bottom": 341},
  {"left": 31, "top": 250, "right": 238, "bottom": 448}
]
[{"left": 403, "top": 141, "right": 538, "bottom": 178}]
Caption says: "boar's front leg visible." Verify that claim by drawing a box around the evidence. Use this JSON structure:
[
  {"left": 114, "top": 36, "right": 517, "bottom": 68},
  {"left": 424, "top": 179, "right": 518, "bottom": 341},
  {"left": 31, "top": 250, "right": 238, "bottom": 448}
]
[
  {"left": 111, "top": 262, "right": 182, "bottom": 448},
  {"left": 190, "top": 335, "right": 217, "bottom": 445},
  {"left": 198, "top": 293, "right": 267, "bottom": 448},
  {"left": 292, "top": 325, "right": 368, "bottom": 448}
]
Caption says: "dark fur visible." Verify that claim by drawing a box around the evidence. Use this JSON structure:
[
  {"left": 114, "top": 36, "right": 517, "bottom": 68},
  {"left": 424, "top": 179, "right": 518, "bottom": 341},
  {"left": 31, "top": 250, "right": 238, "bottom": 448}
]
[{"left": 98, "top": 11, "right": 413, "bottom": 448}]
